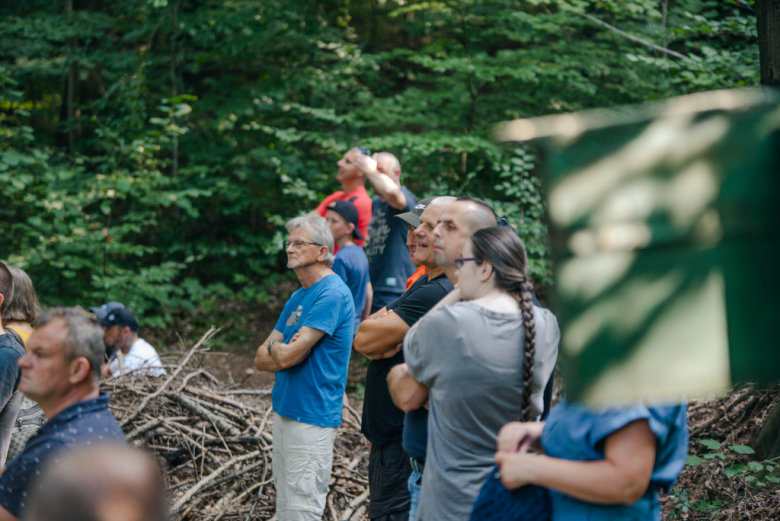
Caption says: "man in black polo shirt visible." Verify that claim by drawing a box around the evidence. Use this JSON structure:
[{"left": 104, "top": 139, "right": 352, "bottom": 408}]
[
  {"left": 0, "top": 307, "right": 125, "bottom": 521},
  {"left": 354, "top": 196, "right": 455, "bottom": 521}
]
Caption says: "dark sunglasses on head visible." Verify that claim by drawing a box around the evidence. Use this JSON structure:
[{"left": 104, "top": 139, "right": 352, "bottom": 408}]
[{"left": 358, "top": 147, "right": 371, "bottom": 156}]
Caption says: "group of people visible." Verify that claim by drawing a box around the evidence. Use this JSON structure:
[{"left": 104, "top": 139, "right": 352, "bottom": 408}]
[
  {"left": 253, "top": 147, "right": 691, "bottom": 521},
  {"left": 0, "top": 146, "right": 690, "bottom": 521},
  {"left": 0, "top": 264, "right": 166, "bottom": 521}
]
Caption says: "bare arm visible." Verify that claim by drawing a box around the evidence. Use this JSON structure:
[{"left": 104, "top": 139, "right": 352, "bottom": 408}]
[
  {"left": 495, "top": 419, "right": 657, "bottom": 505},
  {"left": 361, "top": 282, "right": 373, "bottom": 322},
  {"left": 355, "top": 155, "right": 406, "bottom": 210},
  {"left": 254, "top": 330, "right": 285, "bottom": 373},
  {"left": 270, "top": 326, "right": 326, "bottom": 370},
  {"left": 387, "top": 363, "right": 429, "bottom": 412},
  {"left": 353, "top": 310, "right": 410, "bottom": 358}
]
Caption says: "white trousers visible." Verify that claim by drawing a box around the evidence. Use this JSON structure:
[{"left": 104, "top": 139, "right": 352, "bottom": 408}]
[{"left": 272, "top": 412, "right": 337, "bottom": 521}]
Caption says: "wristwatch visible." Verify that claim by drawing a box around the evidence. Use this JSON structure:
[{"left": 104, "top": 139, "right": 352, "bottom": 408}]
[{"left": 267, "top": 340, "right": 278, "bottom": 355}]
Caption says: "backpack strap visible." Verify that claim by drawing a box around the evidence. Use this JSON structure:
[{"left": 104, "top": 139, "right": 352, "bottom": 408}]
[{"left": 4, "top": 328, "right": 24, "bottom": 350}]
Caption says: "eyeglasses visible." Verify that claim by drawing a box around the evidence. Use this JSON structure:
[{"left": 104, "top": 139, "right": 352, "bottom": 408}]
[
  {"left": 358, "top": 147, "right": 371, "bottom": 156},
  {"left": 454, "top": 257, "right": 480, "bottom": 269},
  {"left": 283, "top": 240, "right": 323, "bottom": 250}
]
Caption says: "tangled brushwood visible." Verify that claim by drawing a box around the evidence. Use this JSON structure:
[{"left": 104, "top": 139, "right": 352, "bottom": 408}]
[
  {"left": 104, "top": 328, "right": 370, "bottom": 521},
  {"left": 662, "top": 384, "right": 780, "bottom": 520}
]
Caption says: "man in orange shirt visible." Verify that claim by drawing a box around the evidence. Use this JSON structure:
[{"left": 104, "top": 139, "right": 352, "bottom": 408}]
[{"left": 315, "top": 148, "right": 373, "bottom": 249}]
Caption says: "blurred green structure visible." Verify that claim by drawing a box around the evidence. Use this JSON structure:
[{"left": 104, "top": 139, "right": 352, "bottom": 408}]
[{"left": 495, "top": 89, "right": 780, "bottom": 405}]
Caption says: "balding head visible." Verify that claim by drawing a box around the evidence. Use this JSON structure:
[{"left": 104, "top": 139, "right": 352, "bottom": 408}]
[
  {"left": 455, "top": 196, "right": 498, "bottom": 233},
  {"left": 433, "top": 197, "right": 497, "bottom": 283},
  {"left": 373, "top": 152, "right": 402, "bottom": 184},
  {"left": 25, "top": 444, "right": 168, "bottom": 521}
]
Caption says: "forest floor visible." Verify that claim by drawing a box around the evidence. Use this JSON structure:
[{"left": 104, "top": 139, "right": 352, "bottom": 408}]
[{"left": 141, "top": 299, "right": 780, "bottom": 520}]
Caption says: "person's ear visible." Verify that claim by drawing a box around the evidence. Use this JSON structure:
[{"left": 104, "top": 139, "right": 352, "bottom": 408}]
[
  {"left": 69, "top": 356, "right": 93, "bottom": 385},
  {"left": 480, "top": 262, "right": 494, "bottom": 283},
  {"left": 347, "top": 222, "right": 356, "bottom": 235},
  {"left": 318, "top": 245, "right": 329, "bottom": 262},
  {"left": 0, "top": 294, "right": 4, "bottom": 310}
]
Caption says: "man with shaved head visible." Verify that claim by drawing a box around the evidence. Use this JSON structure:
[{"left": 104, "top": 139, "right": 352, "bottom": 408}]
[
  {"left": 24, "top": 444, "right": 167, "bottom": 521},
  {"left": 356, "top": 152, "right": 418, "bottom": 315},
  {"left": 432, "top": 195, "right": 498, "bottom": 284}
]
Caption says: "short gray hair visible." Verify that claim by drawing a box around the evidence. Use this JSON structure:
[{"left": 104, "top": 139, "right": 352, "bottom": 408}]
[
  {"left": 36, "top": 307, "right": 105, "bottom": 385},
  {"left": 286, "top": 214, "right": 335, "bottom": 268},
  {"left": 429, "top": 196, "right": 456, "bottom": 207}
]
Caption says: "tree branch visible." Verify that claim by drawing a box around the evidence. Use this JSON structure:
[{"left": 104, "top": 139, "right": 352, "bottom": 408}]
[{"left": 578, "top": 12, "right": 692, "bottom": 61}]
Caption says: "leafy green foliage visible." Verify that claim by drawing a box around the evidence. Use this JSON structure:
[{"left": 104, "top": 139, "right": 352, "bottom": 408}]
[
  {"left": 0, "top": 0, "right": 760, "bottom": 331},
  {"left": 668, "top": 440, "right": 779, "bottom": 518}
]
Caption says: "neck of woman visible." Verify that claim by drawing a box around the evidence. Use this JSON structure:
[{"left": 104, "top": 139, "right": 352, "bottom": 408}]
[{"left": 471, "top": 287, "right": 520, "bottom": 314}]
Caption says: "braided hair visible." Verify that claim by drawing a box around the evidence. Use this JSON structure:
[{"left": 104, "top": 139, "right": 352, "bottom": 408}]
[{"left": 470, "top": 227, "right": 536, "bottom": 422}]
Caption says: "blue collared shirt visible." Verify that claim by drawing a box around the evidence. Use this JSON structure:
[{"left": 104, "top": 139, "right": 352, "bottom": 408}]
[{"left": 0, "top": 391, "right": 125, "bottom": 518}]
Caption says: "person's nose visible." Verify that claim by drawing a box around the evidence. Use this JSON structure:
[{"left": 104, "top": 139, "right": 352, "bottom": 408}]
[
  {"left": 433, "top": 223, "right": 443, "bottom": 240},
  {"left": 18, "top": 353, "right": 31, "bottom": 369}
]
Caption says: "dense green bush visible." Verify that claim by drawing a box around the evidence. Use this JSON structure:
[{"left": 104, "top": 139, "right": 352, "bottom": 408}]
[{"left": 0, "top": 0, "right": 759, "bottom": 332}]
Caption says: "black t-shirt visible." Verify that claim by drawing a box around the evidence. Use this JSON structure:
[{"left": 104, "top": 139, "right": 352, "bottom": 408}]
[{"left": 361, "top": 273, "right": 454, "bottom": 444}]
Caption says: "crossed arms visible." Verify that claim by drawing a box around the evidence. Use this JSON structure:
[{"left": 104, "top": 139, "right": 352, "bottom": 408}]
[{"left": 254, "top": 326, "right": 326, "bottom": 373}]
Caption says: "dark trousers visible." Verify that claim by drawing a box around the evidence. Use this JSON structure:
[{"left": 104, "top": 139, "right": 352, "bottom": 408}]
[{"left": 368, "top": 440, "right": 412, "bottom": 520}]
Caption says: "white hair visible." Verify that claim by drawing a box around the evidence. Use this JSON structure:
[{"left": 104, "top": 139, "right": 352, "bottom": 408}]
[{"left": 285, "top": 214, "right": 335, "bottom": 268}]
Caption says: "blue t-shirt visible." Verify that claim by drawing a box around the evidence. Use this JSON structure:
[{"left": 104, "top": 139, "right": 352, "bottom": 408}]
[
  {"left": 365, "top": 187, "right": 417, "bottom": 312},
  {"left": 272, "top": 274, "right": 354, "bottom": 428},
  {"left": 0, "top": 391, "right": 126, "bottom": 518},
  {"left": 331, "top": 244, "right": 370, "bottom": 331},
  {"left": 542, "top": 398, "right": 689, "bottom": 520}
]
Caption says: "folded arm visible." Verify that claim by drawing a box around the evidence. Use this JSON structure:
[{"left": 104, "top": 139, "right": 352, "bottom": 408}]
[
  {"left": 353, "top": 310, "right": 409, "bottom": 358},
  {"left": 495, "top": 419, "right": 657, "bottom": 505},
  {"left": 387, "top": 363, "right": 429, "bottom": 412},
  {"left": 255, "top": 327, "right": 326, "bottom": 373}
]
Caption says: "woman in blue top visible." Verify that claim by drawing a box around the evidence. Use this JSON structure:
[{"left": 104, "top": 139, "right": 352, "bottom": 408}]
[{"left": 493, "top": 399, "right": 688, "bottom": 520}]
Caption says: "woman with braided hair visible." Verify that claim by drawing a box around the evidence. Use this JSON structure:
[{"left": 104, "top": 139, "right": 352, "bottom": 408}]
[{"left": 388, "top": 226, "right": 560, "bottom": 521}]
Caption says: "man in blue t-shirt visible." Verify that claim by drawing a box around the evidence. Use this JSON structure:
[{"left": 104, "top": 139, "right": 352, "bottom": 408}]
[
  {"left": 254, "top": 214, "right": 354, "bottom": 521},
  {"left": 326, "top": 200, "right": 371, "bottom": 331},
  {"left": 356, "top": 152, "right": 418, "bottom": 313}
]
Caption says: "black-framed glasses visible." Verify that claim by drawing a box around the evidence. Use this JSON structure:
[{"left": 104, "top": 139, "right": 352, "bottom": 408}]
[
  {"left": 358, "top": 147, "right": 371, "bottom": 156},
  {"left": 283, "top": 240, "right": 323, "bottom": 250},
  {"left": 454, "top": 257, "right": 480, "bottom": 269}
]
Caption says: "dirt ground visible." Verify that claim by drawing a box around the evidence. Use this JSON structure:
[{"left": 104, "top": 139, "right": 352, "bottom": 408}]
[{"left": 142, "top": 299, "right": 780, "bottom": 519}]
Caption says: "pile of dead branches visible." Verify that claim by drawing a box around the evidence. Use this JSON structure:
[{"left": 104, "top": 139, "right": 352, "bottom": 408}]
[
  {"left": 103, "top": 327, "right": 371, "bottom": 521},
  {"left": 661, "top": 384, "right": 780, "bottom": 519}
]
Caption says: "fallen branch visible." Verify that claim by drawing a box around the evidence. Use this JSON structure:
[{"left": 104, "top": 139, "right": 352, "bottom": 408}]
[{"left": 119, "top": 327, "right": 218, "bottom": 427}]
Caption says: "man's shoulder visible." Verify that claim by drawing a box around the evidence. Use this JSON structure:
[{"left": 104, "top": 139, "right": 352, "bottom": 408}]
[
  {"left": 419, "top": 273, "right": 454, "bottom": 292},
  {"left": 0, "top": 333, "right": 25, "bottom": 358},
  {"left": 399, "top": 186, "right": 417, "bottom": 208},
  {"left": 337, "top": 244, "right": 369, "bottom": 265},
  {"left": 130, "top": 338, "right": 159, "bottom": 356}
]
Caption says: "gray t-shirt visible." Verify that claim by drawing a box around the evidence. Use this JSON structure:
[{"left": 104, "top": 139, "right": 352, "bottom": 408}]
[{"left": 404, "top": 301, "right": 559, "bottom": 521}]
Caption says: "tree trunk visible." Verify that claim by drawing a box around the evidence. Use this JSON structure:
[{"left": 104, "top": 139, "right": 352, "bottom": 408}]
[
  {"left": 170, "top": 0, "right": 182, "bottom": 176},
  {"left": 63, "top": 0, "right": 79, "bottom": 152},
  {"left": 756, "top": 0, "right": 780, "bottom": 87},
  {"left": 751, "top": 0, "right": 780, "bottom": 466}
]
